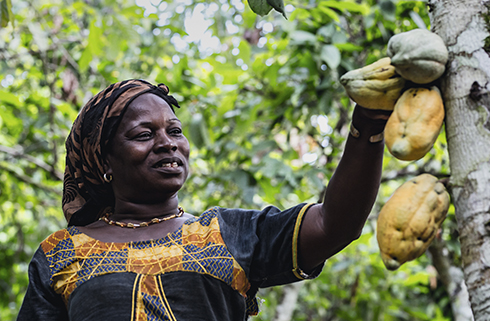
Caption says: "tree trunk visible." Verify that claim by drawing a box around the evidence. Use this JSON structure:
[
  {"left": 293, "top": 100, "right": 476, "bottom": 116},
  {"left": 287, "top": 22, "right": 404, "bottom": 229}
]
[
  {"left": 429, "top": 1, "right": 490, "bottom": 319},
  {"left": 428, "top": 239, "right": 474, "bottom": 320}
]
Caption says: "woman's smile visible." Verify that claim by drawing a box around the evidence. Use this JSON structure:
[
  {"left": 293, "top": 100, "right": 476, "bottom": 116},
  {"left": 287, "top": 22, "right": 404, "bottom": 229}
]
[
  {"left": 152, "top": 157, "right": 185, "bottom": 173},
  {"left": 155, "top": 162, "right": 179, "bottom": 168}
]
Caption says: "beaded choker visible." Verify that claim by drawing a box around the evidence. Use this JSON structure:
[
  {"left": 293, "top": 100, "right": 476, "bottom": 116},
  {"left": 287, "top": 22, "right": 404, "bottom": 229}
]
[{"left": 100, "top": 207, "right": 184, "bottom": 228}]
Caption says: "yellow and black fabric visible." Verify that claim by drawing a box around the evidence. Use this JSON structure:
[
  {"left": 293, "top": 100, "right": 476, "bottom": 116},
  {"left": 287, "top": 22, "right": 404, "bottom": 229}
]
[
  {"left": 62, "top": 79, "right": 180, "bottom": 226},
  {"left": 18, "top": 204, "right": 322, "bottom": 321}
]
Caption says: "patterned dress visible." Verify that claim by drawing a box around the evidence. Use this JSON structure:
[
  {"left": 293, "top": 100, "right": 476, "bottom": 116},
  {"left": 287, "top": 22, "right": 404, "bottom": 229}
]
[{"left": 17, "top": 203, "right": 322, "bottom": 321}]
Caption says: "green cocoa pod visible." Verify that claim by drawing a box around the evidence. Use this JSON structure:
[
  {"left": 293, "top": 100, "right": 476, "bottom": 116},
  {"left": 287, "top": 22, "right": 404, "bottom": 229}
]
[{"left": 387, "top": 29, "right": 448, "bottom": 84}]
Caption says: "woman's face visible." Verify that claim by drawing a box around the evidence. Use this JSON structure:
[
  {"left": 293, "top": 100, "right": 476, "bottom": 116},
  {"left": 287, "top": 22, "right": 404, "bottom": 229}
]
[{"left": 105, "top": 93, "right": 190, "bottom": 203}]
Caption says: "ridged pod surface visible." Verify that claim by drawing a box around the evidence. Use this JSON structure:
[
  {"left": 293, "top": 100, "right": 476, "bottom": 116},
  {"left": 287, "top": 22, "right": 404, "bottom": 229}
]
[
  {"left": 340, "top": 57, "right": 405, "bottom": 111},
  {"left": 385, "top": 86, "right": 445, "bottom": 161},
  {"left": 387, "top": 29, "right": 448, "bottom": 84},
  {"left": 376, "top": 174, "right": 450, "bottom": 270}
]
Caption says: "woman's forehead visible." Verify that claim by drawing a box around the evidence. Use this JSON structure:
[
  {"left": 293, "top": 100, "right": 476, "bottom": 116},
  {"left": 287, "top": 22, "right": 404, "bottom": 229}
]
[
  {"left": 117, "top": 93, "right": 178, "bottom": 126},
  {"left": 126, "top": 93, "right": 176, "bottom": 115},
  {"left": 129, "top": 93, "right": 172, "bottom": 109}
]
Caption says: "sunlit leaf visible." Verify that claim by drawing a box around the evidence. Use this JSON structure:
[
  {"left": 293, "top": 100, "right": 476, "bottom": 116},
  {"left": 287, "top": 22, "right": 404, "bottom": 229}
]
[
  {"left": 320, "top": 44, "right": 341, "bottom": 69},
  {"left": 88, "top": 20, "right": 103, "bottom": 56},
  {"left": 289, "top": 30, "right": 317, "bottom": 44},
  {"left": 78, "top": 47, "right": 92, "bottom": 72},
  {"left": 317, "top": 5, "right": 340, "bottom": 22},
  {"left": 0, "top": 0, "right": 13, "bottom": 28},
  {"left": 322, "top": 0, "right": 370, "bottom": 15},
  {"left": 335, "top": 43, "right": 363, "bottom": 52},
  {"left": 27, "top": 23, "right": 49, "bottom": 52},
  {"left": 0, "top": 90, "right": 20, "bottom": 106},
  {"left": 238, "top": 41, "right": 252, "bottom": 64}
]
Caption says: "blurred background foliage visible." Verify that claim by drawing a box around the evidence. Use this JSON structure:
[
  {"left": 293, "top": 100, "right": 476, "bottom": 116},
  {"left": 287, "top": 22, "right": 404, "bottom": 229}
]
[{"left": 0, "top": 0, "right": 457, "bottom": 320}]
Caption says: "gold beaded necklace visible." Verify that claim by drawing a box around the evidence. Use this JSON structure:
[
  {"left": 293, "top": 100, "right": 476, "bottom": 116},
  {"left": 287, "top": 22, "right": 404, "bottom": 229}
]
[{"left": 99, "top": 206, "right": 184, "bottom": 228}]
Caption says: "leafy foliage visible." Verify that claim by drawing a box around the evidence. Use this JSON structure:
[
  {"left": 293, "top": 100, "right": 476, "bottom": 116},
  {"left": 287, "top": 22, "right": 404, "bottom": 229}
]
[{"left": 0, "top": 0, "right": 457, "bottom": 320}]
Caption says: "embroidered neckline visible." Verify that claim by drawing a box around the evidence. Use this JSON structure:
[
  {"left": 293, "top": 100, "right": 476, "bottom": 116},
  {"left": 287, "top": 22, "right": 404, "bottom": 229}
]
[{"left": 70, "top": 215, "right": 197, "bottom": 245}]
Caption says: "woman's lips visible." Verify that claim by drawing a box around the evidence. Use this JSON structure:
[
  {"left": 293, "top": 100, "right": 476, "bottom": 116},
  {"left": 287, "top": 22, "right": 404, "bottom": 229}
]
[
  {"left": 155, "top": 161, "right": 179, "bottom": 168},
  {"left": 153, "top": 157, "right": 183, "bottom": 168},
  {"left": 152, "top": 160, "right": 183, "bottom": 174}
]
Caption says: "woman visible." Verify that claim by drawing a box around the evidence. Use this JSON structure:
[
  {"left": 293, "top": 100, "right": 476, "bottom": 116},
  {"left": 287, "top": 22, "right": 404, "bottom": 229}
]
[{"left": 17, "top": 79, "right": 389, "bottom": 320}]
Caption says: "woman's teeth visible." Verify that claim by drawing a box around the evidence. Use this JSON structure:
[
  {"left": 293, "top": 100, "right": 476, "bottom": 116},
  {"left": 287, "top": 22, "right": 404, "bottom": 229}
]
[{"left": 160, "top": 162, "right": 178, "bottom": 168}]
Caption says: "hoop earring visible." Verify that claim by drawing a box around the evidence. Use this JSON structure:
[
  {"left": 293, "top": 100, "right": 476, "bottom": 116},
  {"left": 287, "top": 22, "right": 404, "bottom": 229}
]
[{"left": 103, "top": 173, "right": 113, "bottom": 183}]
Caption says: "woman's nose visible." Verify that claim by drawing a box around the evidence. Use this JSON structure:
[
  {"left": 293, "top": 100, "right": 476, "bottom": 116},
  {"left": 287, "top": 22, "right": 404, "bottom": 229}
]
[{"left": 154, "top": 132, "right": 177, "bottom": 152}]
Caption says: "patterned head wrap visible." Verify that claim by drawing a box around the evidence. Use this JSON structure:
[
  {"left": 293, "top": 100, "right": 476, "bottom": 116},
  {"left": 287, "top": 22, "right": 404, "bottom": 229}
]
[{"left": 63, "top": 79, "right": 180, "bottom": 226}]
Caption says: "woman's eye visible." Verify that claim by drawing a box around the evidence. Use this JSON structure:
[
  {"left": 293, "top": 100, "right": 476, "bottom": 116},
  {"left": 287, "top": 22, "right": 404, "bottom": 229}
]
[
  {"left": 170, "top": 128, "right": 182, "bottom": 135},
  {"left": 136, "top": 132, "right": 152, "bottom": 140}
]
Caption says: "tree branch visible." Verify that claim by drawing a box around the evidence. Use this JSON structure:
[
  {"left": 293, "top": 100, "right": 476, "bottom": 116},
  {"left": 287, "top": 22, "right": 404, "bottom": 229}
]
[
  {"left": 0, "top": 144, "right": 63, "bottom": 180},
  {"left": 381, "top": 165, "right": 450, "bottom": 183},
  {"left": 26, "top": 2, "right": 79, "bottom": 71},
  {"left": 0, "top": 162, "right": 62, "bottom": 196}
]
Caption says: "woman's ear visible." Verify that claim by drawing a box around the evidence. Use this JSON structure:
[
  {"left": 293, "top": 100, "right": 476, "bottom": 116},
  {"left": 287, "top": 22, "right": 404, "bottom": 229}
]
[{"left": 102, "top": 157, "right": 114, "bottom": 184}]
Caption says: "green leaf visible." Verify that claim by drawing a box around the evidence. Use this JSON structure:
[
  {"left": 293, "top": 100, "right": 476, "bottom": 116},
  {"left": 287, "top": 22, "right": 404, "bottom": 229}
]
[
  {"left": 332, "top": 31, "right": 347, "bottom": 44},
  {"left": 334, "top": 43, "right": 363, "bottom": 52},
  {"left": 402, "top": 271, "right": 429, "bottom": 287},
  {"left": 247, "top": 0, "right": 272, "bottom": 16},
  {"left": 266, "top": 0, "right": 287, "bottom": 18},
  {"left": 317, "top": 5, "right": 340, "bottom": 22},
  {"left": 0, "top": 105, "right": 23, "bottom": 137},
  {"left": 230, "top": 170, "right": 249, "bottom": 190},
  {"left": 238, "top": 41, "right": 251, "bottom": 64},
  {"left": 88, "top": 20, "right": 103, "bottom": 56},
  {"left": 78, "top": 47, "right": 93, "bottom": 72},
  {"left": 0, "top": 90, "right": 20, "bottom": 106},
  {"left": 379, "top": 0, "right": 396, "bottom": 21},
  {"left": 188, "top": 113, "right": 210, "bottom": 149},
  {"left": 217, "top": 92, "right": 238, "bottom": 117},
  {"left": 318, "top": 24, "right": 335, "bottom": 39},
  {"left": 264, "top": 63, "right": 281, "bottom": 87},
  {"left": 289, "top": 30, "right": 317, "bottom": 45},
  {"left": 0, "top": 0, "right": 13, "bottom": 28},
  {"left": 320, "top": 44, "right": 341, "bottom": 69},
  {"left": 364, "top": 12, "right": 376, "bottom": 29},
  {"left": 322, "top": 0, "right": 370, "bottom": 15}
]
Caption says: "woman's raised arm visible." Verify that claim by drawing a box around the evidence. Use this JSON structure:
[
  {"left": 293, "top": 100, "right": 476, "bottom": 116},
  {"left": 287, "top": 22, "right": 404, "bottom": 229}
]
[{"left": 298, "top": 105, "right": 391, "bottom": 272}]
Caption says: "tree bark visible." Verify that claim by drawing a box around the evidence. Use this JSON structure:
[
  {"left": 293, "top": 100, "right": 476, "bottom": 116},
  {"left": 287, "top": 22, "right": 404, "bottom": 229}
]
[
  {"left": 428, "top": 238, "right": 474, "bottom": 321},
  {"left": 429, "top": 1, "right": 490, "bottom": 319}
]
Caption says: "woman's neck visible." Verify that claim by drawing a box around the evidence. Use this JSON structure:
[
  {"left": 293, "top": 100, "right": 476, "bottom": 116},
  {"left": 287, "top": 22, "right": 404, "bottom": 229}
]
[
  {"left": 111, "top": 194, "right": 181, "bottom": 221},
  {"left": 76, "top": 212, "right": 194, "bottom": 243}
]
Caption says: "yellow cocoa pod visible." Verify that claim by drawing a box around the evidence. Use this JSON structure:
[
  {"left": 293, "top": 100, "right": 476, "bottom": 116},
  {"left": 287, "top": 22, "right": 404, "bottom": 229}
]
[
  {"left": 387, "top": 29, "right": 448, "bottom": 84},
  {"left": 340, "top": 57, "right": 405, "bottom": 111},
  {"left": 385, "top": 86, "right": 444, "bottom": 161},
  {"left": 377, "top": 174, "right": 450, "bottom": 270}
]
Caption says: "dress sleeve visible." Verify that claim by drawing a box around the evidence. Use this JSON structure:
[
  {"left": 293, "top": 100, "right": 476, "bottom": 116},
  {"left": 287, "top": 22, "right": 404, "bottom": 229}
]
[
  {"left": 17, "top": 246, "right": 69, "bottom": 321},
  {"left": 218, "top": 203, "right": 324, "bottom": 289}
]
